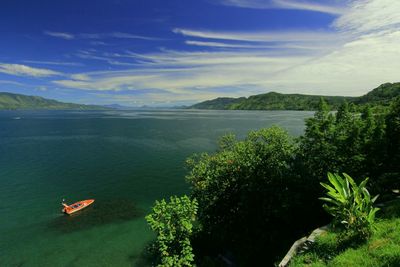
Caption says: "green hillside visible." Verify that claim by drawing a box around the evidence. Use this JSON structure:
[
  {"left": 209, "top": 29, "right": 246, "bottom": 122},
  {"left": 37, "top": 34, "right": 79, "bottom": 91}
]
[
  {"left": 0, "top": 92, "right": 108, "bottom": 110},
  {"left": 190, "top": 82, "right": 400, "bottom": 110},
  {"left": 356, "top": 82, "right": 400, "bottom": 105},
  {"left": 190, "top": 97, "right": 246, "bottom": 110}
]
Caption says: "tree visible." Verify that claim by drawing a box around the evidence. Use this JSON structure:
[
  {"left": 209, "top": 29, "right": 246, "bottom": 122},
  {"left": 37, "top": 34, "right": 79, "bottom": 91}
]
[
  {"left": 385, "top": 97, "right": 400, "bottom": 173},
  {"left": 146, "top": 195, "right": 198, "bottom": 267},
  {"left": 186, "top": 126, "right": 299, "bottom": 265},
  {"left": 298, "top": 99, "right": 387, "bottom": 184},
  {"left": 298, "top": 98, "right": 337, "bottom": 183}
]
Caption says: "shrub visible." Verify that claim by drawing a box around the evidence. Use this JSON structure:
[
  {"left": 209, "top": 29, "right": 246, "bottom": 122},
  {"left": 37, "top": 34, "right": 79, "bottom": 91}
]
[
  {"left": 320, "top": 173, "right": 380, "bottom": 239},
  {"left": 146, "top": 195, "right": 198, "bottom": 267},
  {"left": 186, "top": 126, "right": 299, "bottom": 265}
]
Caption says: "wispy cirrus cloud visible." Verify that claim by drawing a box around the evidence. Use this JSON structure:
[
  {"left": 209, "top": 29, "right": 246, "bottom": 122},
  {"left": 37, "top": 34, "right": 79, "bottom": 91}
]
[
  {"left": 75, "top": 50, "right": 138, "bottom": 66},
  {"left": 90, "top": 41, "right": 108, "bottom": 46},
  {"left": 0, "top": 63, "right": 62, "bottom": 77},
  {"left": 44, "top": 31, "right": 75, "bottom": 40},
  {"left": 184, "top": 40, "right": 330, "bottom": 50},
  {"left": 107, "top": 32, "right": 162, "bottom": 41},
  {"left": 333, "top": 0, "right": 400, "bottom": 33},
  {"left": 273, "top": 0, "right": 346, "bottom": 15},
  {"left": 219, "top": 0, "right": 346, "bottom": 15},
  {"left": 52, "top": 48, "right": 312, "bottom": 96},
  {"left": 22, "top": 60, "right": 83, "bottom": 66},
  {"left": 0, "top": 80, "right": 25, "bottom": 86},
  {"left": 51, "top": 0, "right": 400, "bottom": 104},
  {"left": 173, "top": 28, "right": 343, "bottom": 43},
  {"left": 173, "top": 27, "right": 346, "bottom": 56},
  {"left": 185, "top": 40, "right": 265, "bottom": 48},
  {"left": 44, "top": 31, "right": 162, "bottom": 41}
]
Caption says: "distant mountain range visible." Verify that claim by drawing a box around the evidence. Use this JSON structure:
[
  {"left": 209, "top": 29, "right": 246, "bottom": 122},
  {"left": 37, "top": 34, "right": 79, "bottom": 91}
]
[
  {"left": 189, "top": 82, "right": 400, "bottom": 110},
  {"left": 0, "top": 92, "right": 109, "bottom": 110},
  {"left": 1, "top": 82, "right": 399, "bottom": 111},
  {"left": 102, "top": 104, "right": 135, "bottom": 110}
]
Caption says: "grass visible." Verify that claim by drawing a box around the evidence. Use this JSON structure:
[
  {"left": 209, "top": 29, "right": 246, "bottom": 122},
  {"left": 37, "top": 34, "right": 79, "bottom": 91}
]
[{"left": 289, "top": 199, "right": 400, "bottom": 267}]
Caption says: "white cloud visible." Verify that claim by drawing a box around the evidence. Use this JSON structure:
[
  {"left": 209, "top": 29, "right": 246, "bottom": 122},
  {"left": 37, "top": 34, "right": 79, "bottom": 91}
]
[
  {"left": 173, "top": 28, "right": 342, "bottom": 43},
  {"left": 138, "top": 49, "right": 309, "bottom": 67},
  {"left": 219, "top": 0, "right": 346, "bottom": 15},
  {"left": 53, "top": 49, "right": 311, "bottom": 95},
  {"left": 36, "top": 86, "right": 48, "bottom": 91},
  {"left": 54, "top": 73, "right": 161, "bottom": 91},
  {"left": 51, "top": 0, "right": 400, "bottom": 104},
  {"left": 44, "top": 31, "right": 75, "bottom": 40},
  {"left": 90, "top": 41, "right": 108, "bottom": 46},
  {"left": 273, "top": 0, "right": 346, "bottom": 15},
  {"left": 45, "top": 31, "right": 161, "bottom": 41},
  {"left": 22, "top": 60, "right": 83, "bottom": 66},
  {"left": 184, "top": 40, "right": 322, "bottom": 49},
  {"left": 70, "top": 74, "right": 91, "bottom": 81},
  {"left": 0, "top": 80, "right": 25, "bottom": 86},
  {"left": 333, "top": 0, "right": 400, "bottom": 33},
  {"left": 0, "top": 63, "right": 62, "bottom": 77},
  {"left": 186, "top": 40, "right": 262, "bottom": 48},
  {"left": 264, "top": 30, "right": 400, "bottom": 96},
  {"left": 108, "top": 32, "right": 162, "bottom": 41},
  {"left": 75, "top": 50, "right": 139, "bottom": 66}
]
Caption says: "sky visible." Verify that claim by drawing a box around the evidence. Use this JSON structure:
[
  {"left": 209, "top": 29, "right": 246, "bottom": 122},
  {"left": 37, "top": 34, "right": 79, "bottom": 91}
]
[{"left": 0, "top": 0, "right": 399, "bottom": 107}]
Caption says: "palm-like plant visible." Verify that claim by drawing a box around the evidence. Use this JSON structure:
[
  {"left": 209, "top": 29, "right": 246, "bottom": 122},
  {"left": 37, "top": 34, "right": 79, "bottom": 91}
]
[{"left": 320, "top": 173, "right": 380, "bottom": 237}]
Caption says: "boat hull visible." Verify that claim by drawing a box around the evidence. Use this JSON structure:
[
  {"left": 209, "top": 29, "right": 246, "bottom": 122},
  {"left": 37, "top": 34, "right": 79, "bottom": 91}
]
[{"left": 62, "top": 199, "right": 95, "bottom": 215}]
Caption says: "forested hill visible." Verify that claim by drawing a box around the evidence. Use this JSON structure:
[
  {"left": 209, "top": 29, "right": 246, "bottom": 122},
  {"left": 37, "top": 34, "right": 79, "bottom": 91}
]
[
  {"left": 190, "top": 82, "right": 400, "bottom": 110},
  {"left": 356, "top": 82, "right": 400, "bottom": 105},
  {"left": 0, "top": 92, "right": 108, "bottom": 110},
  {"left": 192, "top": 93, "right": 356, "bottom": 111}
]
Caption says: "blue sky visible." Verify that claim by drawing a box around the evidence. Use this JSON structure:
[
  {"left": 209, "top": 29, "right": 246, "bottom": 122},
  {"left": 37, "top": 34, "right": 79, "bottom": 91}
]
[{"left": 0, "top": 0, "right": 399, "bottom": 106}]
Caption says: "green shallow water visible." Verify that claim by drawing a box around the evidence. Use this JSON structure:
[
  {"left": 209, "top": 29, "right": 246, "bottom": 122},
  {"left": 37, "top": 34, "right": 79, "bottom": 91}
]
[{"left": 0, "top": 109, "right": 313, "bottom": 267}]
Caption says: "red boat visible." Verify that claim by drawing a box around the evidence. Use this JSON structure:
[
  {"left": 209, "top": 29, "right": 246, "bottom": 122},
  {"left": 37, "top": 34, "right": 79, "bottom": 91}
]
[{"left": 62, "top": 199, "right": 95, "bottom": 215}]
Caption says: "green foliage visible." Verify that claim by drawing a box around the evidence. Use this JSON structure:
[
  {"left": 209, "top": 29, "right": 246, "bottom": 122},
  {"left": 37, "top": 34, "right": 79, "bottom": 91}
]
[
  {"left": 385, "top": 97, "right": 400, "bottom": 173},
  {"left": 357, "top": 82, "right": 400, "bottom": 105},
  {"left": 189, "top": 97, "right": 245, "bottom": 110},
  {"left": 290, "top": 200, "right": 400, "bottom": 267},
  {"left": 146, "top": 195, "right": 198, "bottom": 267},
  {"left": 186, "top": 126, "right": 298, "bottom": 264},
  {"left": 297, "top": 98, "right": 337, "bottom": 183},
  {"left": 217, "top": 133, "right": 236, "bottom": 151},
  {"left": 320, "top": 173, "right": 380, "bottom": 238},
  {"left": 190, "top": 91, "right": 355, "bottom": 110},
  {"left": 298, "top": 97, "right": 388, "bottom": 188}
]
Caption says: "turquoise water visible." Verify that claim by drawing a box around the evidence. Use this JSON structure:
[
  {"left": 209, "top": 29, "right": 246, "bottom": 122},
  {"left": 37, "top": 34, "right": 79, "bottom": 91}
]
[{"left": 0, "top": 109, "right": 313, "bottom": 266}]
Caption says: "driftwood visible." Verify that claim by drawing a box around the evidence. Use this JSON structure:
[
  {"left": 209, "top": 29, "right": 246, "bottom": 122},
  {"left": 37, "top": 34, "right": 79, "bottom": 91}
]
[
  {"left": 278, "top": 225, "right": 329, "bottom": 267},
  {"left": 278, "top": 236, "right": 307, "bottom": 267}
]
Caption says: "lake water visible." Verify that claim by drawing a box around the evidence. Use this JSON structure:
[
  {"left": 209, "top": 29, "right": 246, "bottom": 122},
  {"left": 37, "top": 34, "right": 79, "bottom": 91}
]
[{"left": 0, "top": 109, "right": 313, "bottom": 267}]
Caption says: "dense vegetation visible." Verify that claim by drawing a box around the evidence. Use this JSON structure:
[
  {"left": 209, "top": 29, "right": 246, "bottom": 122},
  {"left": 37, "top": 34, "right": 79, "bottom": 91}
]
[
  {"left": 189, "top": 97, "right": 246, "bottom": 110},
  {"left": 146, "top": 196, "right": 197, "bottom": 267},
  {"left": 146, "top": 92, "right": 400, "bottom": 266},
  {"left": 189, "top": 82, "right": 400, "bottom": 111},
  {"left": 356, "top": 82, "right": 400, "bottom": 105},
  {"left": 0, "top": 92, "right": 108, "bottom": 110},
  {"left": 320, "top": 173, "right": 380, "bottom": 240},
  {"left": 290, "top": 199, "right": 400, "bottom": 267}
]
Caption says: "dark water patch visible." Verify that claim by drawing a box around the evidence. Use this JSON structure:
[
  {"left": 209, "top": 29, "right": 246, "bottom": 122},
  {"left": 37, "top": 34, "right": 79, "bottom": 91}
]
[
  {"left": 129, "top": 240, "right": 158, "bottom": 267},
  {"left": 47, "top": 199, "right": 143, "bottom": 233},
  {"left": 11, "top": 261, "right": 25, "bottom": 267},
  {"left": 65, "top": 255, "right": 83, "bottom": 267}
]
